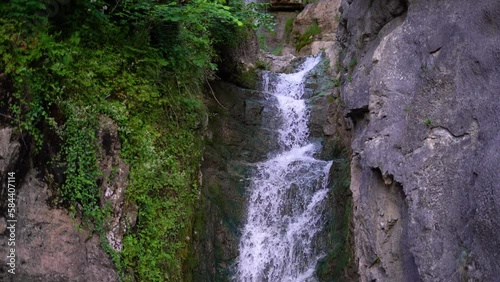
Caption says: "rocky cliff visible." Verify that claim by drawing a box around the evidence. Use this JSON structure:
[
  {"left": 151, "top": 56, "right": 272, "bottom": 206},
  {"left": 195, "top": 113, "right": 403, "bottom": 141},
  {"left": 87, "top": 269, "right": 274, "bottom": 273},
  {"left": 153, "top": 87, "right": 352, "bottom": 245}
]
[
  {"left": 0, "top": 78, "right": 128, "bottom": 280},
  {"left": 2, "top": 0, "right": 499, "bottom": 281},
  {"left": 0, "top": 126, "right": 118, "bottom": 281},
  {"left": 337, "top": 0, "right": 500, "bottom": 281}
]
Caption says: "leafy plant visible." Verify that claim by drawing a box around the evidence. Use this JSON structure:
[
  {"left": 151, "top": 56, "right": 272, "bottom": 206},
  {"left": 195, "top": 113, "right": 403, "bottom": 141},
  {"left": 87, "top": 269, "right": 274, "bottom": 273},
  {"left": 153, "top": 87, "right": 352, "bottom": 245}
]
[
  {"left": 0, "top": 0, "right": 266, "bottom": 280},
  {"left": 348, "top": 57, "right": 357, "bottom": 73},
  {"left": 422, "top": 118, "right": 434, "bottom": 127}
]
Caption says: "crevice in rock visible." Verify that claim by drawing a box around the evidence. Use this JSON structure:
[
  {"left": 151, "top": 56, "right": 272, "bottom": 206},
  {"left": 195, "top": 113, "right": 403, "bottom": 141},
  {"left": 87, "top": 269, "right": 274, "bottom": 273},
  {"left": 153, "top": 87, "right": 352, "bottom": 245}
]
[{"left": 346, "top": 105, "right": 369, "bottom": 122}]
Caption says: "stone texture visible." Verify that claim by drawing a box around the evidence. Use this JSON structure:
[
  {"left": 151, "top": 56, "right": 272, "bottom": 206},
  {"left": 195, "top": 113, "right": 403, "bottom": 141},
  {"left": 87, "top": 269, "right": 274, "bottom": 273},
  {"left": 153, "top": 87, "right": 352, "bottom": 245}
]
[
  {"left": 0, "top": 170, "right": 117, "bottom": 282},
  {"left": 263, "top": 53, "right": 298, "bottom": 73},
  {"left": 0, "top": 121, "right": 118, "bottom": 281},
  {"left": 261, "top": 11, "right": 300, "bottom": 55},
  {"left": 294, "top": 0, "right": 341, "bottom": 56},
  {"left": 97, "top": 116, "right": 136, "bottom": 252},
  {"left": 338, "top": 0, "right": 500, "bottom": 281}
]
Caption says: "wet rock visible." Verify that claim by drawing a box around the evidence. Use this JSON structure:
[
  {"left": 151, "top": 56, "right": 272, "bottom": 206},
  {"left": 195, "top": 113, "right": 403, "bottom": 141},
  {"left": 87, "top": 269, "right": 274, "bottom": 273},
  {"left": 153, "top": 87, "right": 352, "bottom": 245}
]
[
  {"left": 193, "top": 80, "right": 280, "bottom": 281},
  {"left": 263, "top": 53, "right": 298, "bottom": 73}
]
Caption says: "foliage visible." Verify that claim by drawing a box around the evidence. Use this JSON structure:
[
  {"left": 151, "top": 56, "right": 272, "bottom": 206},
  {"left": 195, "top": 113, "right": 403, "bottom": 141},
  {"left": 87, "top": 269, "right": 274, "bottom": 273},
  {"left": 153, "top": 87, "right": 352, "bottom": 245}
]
[
  {"left": 245, "top": 2, "right": 276, "bottom": 32},
  {"left": 257, "top": 33, "right": 269, "bottom": 50},
  {"left": 295, "top": 20, "right": 321, "bottom": 51},
  {"left": 284, "top": 17, "right": 295, "bottom": 43},
  {"left": 0, "top": 0, "right": 267, "bottom": 281},
  {"left": 348, "top": 57, "right": 357, "bottom": 73},
  {"left": 270, "top": 45, "right": 283, "bottom": 56},
  {"left": 422, "top": 118, "right": 434, "bottom": 127},
  {"left": 59, "top": 103, "right": 101, "bottom": 221}
]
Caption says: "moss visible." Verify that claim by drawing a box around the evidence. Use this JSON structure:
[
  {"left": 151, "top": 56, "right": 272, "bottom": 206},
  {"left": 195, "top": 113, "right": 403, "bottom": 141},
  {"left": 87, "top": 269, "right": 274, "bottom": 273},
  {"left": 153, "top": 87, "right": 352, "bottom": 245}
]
[
  {"left": 235, "top": 67, "right": 259, "bottom": 89},
  {"left": 316, "top": 143, "right": 357, "bottom": 281}
]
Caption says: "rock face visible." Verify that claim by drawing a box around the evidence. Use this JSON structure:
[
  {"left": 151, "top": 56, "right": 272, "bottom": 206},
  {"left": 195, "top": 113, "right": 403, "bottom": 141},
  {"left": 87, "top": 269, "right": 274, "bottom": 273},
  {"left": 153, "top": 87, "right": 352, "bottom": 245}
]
[
  {"left": 294, "top": 0, "right": 341, "bottom": 56},
  {"left": 192, "top": 81, "right": 281, "bottom": 281},
  {"left": 0, "top": 126, "right": 117, "bottom": 281},
  {"left": 1, "top": 170, "right": 117, "bottom": 282},
  {"left": 194, "top": 54, "right": 358, "bottom": 281},
  {"left": 338, "top": 0, "right": 500, "bottom": 281},
  {"left": 261, "top": 0, "right": 341, "bottom": 57},
  {"left": 97, "top": 116, "right": 136, "bottom": 252}
]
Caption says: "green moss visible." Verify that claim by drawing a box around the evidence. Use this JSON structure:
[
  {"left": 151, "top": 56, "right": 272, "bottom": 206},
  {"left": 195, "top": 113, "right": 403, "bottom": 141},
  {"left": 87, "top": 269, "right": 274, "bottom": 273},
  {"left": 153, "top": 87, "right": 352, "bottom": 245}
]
[
  {"left": 316, "top": 144, "right": 356, "bottom": 281},
  {"left": 422, "top": 118, "right": 434, "bottom": 127},
  {"left": 257, "top": 33, "right": 268, "bottom": 50},
  {"left": 235, "top": 67, "right": 259, "bottom": 89}
]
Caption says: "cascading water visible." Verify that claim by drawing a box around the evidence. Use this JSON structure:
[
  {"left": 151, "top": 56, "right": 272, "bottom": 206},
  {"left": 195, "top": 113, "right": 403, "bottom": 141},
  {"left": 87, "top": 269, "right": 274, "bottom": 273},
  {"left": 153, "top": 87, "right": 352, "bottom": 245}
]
[{"left": 237, "top": 56, "right": 333, "bottom": 282}]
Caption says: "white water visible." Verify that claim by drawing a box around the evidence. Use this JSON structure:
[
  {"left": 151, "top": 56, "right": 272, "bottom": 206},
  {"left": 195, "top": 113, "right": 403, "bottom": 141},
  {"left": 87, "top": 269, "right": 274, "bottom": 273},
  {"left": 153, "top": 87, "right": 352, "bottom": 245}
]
[{"left": 237, "top": 56, "right": 333, "bottom": 282}]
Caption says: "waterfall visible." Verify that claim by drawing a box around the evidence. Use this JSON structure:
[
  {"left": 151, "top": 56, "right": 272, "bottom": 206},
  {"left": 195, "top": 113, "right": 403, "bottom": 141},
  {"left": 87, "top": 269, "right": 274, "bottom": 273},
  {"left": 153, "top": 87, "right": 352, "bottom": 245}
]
[{"left": 237, "top": 56, "right": 333, "bottom": 282}]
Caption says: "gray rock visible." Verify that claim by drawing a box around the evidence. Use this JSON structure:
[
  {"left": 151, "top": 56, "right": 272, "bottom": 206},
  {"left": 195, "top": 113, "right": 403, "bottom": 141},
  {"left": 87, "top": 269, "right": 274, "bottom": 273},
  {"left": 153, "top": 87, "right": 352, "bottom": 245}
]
[{"left": 339, "top": 0, "right": 500, "bottom": 281}]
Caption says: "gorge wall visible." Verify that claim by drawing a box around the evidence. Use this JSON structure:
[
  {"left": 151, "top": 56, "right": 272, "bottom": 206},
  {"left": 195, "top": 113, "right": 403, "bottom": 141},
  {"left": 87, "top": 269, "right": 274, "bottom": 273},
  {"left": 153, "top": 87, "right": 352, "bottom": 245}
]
[
  {"left": 254, "top": 0, "right": 500, "bottom": 280},
  {"left": 337, "top": 0, "right": 500, "bottom": 281},
  {"left": 0, "top": 127, "right": 118, "bottom": 282},
  {"left": 193, "top": 51, "right": 358, "bottom": 280},
  {"left": 1, "top": 0, "right": 499, "bottom": 281}
]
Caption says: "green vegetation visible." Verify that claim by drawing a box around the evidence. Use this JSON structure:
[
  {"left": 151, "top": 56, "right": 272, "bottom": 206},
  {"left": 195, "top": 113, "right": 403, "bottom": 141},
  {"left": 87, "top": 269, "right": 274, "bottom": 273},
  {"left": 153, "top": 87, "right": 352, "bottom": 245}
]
[
  {"left": 270, "top": 45, "right": 284, "bottom": 56},
  {"left": 295, "top": 20, "right": 321, "bottom": 51},
  {"left": 422, "top": 118, "right": 434, "bottom": 127},
  {"left": 284, "top": 17, "right": 295, "bottom": 43},
  {"left": 348, "top": 57, "right": 358, "bottom": 73},
  {"left": 0, "top": 0, "right": 267, "bottom": 280}
]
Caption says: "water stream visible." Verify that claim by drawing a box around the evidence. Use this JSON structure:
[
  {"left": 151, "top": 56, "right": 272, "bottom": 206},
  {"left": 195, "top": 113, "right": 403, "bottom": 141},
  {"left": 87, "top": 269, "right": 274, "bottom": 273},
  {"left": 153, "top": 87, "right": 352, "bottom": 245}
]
[{"left": 237, "top": 56, "right": 333, "bottom": 282}]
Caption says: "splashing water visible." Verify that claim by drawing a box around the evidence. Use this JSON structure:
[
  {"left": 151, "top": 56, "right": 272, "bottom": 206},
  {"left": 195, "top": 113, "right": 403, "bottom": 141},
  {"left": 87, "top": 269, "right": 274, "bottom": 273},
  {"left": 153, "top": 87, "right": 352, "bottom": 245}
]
[{"left": 237, "top": 56, "right": 333, "bottom": 282}]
